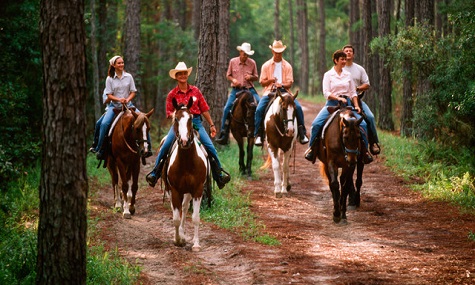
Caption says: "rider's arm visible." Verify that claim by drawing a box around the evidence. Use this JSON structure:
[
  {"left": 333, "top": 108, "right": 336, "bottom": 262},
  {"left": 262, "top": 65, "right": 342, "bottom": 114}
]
[
  {"left": 201, "top": 111, "right": 216, "bottom": 138},
  {"left": 356, "top": 83, "right": 370, "bottom": 93}
]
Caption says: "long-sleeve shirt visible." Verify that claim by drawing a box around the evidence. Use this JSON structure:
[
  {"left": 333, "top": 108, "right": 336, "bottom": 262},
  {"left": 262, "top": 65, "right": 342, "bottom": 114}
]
[
  {"left": 259, "top": 58, "right": 293, "bottom": 95},
  {"left": 165, "top": 84, "right": 210, "bottom": 118},
  {"left": 226, "top": 57, "right": 258, "bottom": 88},
  {"left": 322, "top": 67, "right": 357, "bottom": 100}
]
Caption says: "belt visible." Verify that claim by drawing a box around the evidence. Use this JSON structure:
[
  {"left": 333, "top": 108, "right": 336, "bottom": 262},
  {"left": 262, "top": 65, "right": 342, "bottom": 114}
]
[
  {"left": 192, "top": 114, "right": 201, "bottom": 119},
  {"left": 233, "top": 86, "right": 254, "bottom": 90}
]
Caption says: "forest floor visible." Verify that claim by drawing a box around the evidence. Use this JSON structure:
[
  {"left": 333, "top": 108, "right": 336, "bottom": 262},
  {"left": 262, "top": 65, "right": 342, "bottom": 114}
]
[{"left": 91, "top": 101, "right": 475, "bottom": 285}]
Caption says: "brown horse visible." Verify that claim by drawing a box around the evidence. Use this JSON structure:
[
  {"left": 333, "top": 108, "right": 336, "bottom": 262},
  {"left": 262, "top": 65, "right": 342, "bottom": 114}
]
[
  {"left": 229, "top": 90, "right": 257, "bottom": 179},
  {"left": 164, "top": 97, "right": 208, "bottom": 251},
  {"left": 107, "top": 106, "right": 154, "bottom": 218},
  {"left": 262, "top": 89, "right": 298, "bottom": 197},
  {"left": 317, "top": 107, "right": 364, "bottom": 223}
]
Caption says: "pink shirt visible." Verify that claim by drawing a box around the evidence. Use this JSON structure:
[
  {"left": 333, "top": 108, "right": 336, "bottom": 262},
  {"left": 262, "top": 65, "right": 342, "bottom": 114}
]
[
  {"left": 259, "top": 58, "right": 293, "bottom": 95},
  {"left": 322, "top": 67, "right": 357, "bottom": 100},
  {"left": 226, "top": 57, "right": 258, "bottom": 88},
  {"left": 166, "top": 84, "right": 210, "bottom": 118}
]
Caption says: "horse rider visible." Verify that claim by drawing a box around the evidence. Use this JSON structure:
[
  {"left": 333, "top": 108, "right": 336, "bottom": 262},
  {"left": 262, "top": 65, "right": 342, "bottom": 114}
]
[
  {"left": 216, "top": 42, "right": 260, "bottom": 145},
  {"left": 342, "top": 44, "right": 380, "bottom": 155},
  {"left": 145, "top": 62, "right": 231, "bottom": 189},
  {"left": 91, "top": 55, "right": 153, "bottom": 160},
  {"left": 254, "top": 40, "right": 309, "bottom": 146},
  {"left": 304, "top": 49, "right": 373, "bottom": 163}
]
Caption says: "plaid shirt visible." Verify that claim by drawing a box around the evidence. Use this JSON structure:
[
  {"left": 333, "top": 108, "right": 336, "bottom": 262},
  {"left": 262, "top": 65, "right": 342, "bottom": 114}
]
[{"left": 166, "top": 84, "right": 210, "bottom": 118}]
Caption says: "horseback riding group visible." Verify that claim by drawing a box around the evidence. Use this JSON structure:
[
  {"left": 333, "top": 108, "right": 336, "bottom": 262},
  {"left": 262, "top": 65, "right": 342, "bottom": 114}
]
[{"left": 90, "top": 40, "right": 381, "bottom": 248}]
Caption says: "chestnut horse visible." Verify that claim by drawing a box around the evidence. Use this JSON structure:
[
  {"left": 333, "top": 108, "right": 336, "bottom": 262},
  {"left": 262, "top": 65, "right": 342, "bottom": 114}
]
[
  {"left": 107, "top": 106, "right": 154, "bottom": 218},
  {"left": 262, "top": 89, "right": 298, "bottom": 197},
  {"left": 229, "top": 90, "right": 257, "bottom": 179},
  {"left": 164, "top": 97, "right": 208, "bottom": 251},
  {"left": 317, "top": 107, "right": 364, "bottom": 223}
]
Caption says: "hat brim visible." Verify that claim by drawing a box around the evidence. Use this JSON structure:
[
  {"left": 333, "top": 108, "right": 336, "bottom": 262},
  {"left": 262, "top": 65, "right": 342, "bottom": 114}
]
[
  {"left": 237, "top": 46, "right": 255, "bottom": 55},
  {"left": 269, "top": 45, "right": 286, "bottom": 53},
  {"left": 169, "top": 67, "right": 193, "bottom": 79}
]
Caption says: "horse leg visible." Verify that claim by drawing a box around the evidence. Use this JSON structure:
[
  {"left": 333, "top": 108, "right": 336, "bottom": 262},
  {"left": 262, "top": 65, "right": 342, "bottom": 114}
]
[
  {"left": 129, "top": 164, "right": 140, "bottom": 215},
  {"left": 282, "top": 150, "right": 292, "bottom": 194},
  {"left": 327, "top": 165, "right": 341, "bottom": 223},
  {"left": 237, "top": 140, "right": 246, "bottom": 176},
  {"left": 171, "top": 191, "right": 186, "bottom": 247},
  {"left": 246, "top": 137, "right": 254, "bottom": 179},
  {"left": 340, "top": 168, "right": 354, "bottom": 221},
  {"left": 354, "top": 162, "right": 364, "bottom": 208},
  {"left": 348, "top": 165, "right": 358, "bottom": 210},
  {"left": 269, "top": 148, "right": 283, "bottom": 197},
  {"left": 191, "top": 196, "right": 202, "bottom": 251}
]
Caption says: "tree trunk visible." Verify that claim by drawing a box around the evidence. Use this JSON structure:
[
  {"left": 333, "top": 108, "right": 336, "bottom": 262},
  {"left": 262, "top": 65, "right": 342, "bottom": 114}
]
[
  {"left": 288, "top": 0, "right": 295, "bottom": 66},
  {"left": 38, "top": 0, "right": 88, "bottom": 284},
  {"left": 124, "top": 0, "right": 142, "bottom": 109},
  {"left": 192, "top": 0, "right": 201, "bottom": 40},
  {"left": 376, "top": 0, "right": 394, "bottom": 131},
  {"left": 90, "top": 0, "right": 101, "bottom": 121},
  {"left": 274, "top": 0, "right": 281, "bottom": 40},
  {"left": 349, "top": 0, "right": 362, "bottom": 60},
  {"left": 401, "top": 0, "right": 415, "bottom": 137},
  {"left": 196, "top": 0, "right": 229, "bottom": 133},
  {"left": 370, "top": 1, "right": 380, "bottom": 113},
  {"left": 296, "top": 0, "right": 309, "bottom": 94},
  {"left": 98, "top": 0, "right": 117, "bottom": 84},
  {"left": 317, "top": 0, "right": 326, "bottom": 91},
  {"left": 362, "top": 0, "right": 374, "bottom": 110}
]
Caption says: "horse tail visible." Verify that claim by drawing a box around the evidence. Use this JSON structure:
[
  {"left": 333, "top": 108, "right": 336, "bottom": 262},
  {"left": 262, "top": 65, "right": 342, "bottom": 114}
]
[
  {"left": 319, "top": 161, "right": 329, "bottom": 182},
  {"left": 260, "top": 154, "right": 272, "bottom": 170}
]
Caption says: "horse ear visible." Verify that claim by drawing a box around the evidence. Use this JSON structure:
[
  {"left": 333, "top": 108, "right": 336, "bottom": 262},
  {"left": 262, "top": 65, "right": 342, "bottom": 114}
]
[
  {"left": 187, "top": 97, "right": 193, "bottom": 109},
  {"left": 146, "top": 108, "right": 155, "bottom": 118},
  {"left": 294, "top": 90, "right": 299, "bottom": 99},
  {"left": 130, "top": 109, "right": 139, "bottom": 118},
  {"left": 277, "top": 88, "right": 283, "bottom": 99},
  {"left": 356, "top": 116, "right": 364, "bottom": 125},
  {"left": 172, "top": 98, "right": 179, "bottom": 110},
  {"left": 342, "top": 117, "right": 349, "bottom": 127}
]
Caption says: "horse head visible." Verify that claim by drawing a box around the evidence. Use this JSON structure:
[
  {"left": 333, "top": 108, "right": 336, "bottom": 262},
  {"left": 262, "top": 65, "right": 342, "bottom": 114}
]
[
  {"left": 276, "top": 89, "right": 298, "bottom": 137},
  {"left": 172, "top": 97, "right": 194, "bottom": 149},
  {"left": 340, "top": 110, "right": 363, "bottom": 166},
  {"left": 130, "top": 108, "right": 154, "bottom": 158}
]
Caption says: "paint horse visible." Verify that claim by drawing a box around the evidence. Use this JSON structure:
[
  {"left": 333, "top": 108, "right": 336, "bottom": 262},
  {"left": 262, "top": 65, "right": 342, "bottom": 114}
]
[
  {"left": 107, "top": 106, "right": 154, "bottom": 218},
  {"left": 317, "top": 106, "right": 364, "bottom": 223},
  {"left": 164, "top": 97, "right": 208, "bottom": 251},
  {"left": 229, "top": 89, "right": 257, "bottom": 179},
  {"left": 262, "top": 88, "right": 298, "bottom": 197}
]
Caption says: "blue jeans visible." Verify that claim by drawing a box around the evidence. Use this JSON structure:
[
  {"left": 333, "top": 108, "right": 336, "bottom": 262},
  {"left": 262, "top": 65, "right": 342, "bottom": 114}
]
[
  {"left": 94, "top": 105, "right": 151, "bottom": 152},
  {"left": 153, "top": 116, "right": 223, "bottom": 181},
  {"left": 254, "top": 93, "right": 305, "bottom": 136},
  {"left": 309, "top": 99, "right": 368, "bottom": 147},
  {"left": 361, "top": 101, "right": 379, "bottom": 144},
  {"left": 219, "top": 87, "right": 260, "bottom": 131},
  {"left": 92, "top": 113, "right": 105, "bottom": 147}
]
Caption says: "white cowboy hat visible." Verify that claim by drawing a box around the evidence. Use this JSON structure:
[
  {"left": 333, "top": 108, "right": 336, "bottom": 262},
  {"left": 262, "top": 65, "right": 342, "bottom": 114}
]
[
  {"left": 269, "top": 40, "right": 287, "bottom": 53},
  {"left": 169, "top": 62, "right": 193, "bottom": 79},
  {"left": 236, "top": 42, "right": 255, "bottom": 55}
]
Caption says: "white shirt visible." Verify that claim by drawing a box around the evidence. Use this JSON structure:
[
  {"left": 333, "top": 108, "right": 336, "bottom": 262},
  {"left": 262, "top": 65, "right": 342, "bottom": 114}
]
[
  {"left": 105, "top": 71, "right": 137, "bottom": 108},
  {"left": 273, "top": 62, "right": 283, "bottom": 84},
  {"left": 343, "top": 62, "right": 370, "bottom": 87},
  {"left": 322, "top": 67, "right": 357, "bottom": 100}
]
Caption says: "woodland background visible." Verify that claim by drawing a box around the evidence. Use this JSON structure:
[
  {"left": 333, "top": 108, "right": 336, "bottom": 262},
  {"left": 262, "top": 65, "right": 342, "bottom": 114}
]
[{"left": 1, "top": 0, "right": 475, "bottom": 283}]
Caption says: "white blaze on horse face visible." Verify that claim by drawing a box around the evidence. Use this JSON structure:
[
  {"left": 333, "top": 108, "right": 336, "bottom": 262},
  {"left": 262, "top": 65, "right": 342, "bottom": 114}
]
[
  {"left": 285, "top": 105, "right": 296, "bottom": 135},
  {"left": 141, "top": 124, "right": 149, "bottom": 150},
  {"left": 178, "top": 112, "right": 191, "bottom": 144}
]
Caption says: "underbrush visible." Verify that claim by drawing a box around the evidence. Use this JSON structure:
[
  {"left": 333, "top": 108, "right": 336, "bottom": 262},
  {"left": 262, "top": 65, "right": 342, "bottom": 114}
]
[{"left": 380, "top": 131, "right": 475, "bottom": 214}]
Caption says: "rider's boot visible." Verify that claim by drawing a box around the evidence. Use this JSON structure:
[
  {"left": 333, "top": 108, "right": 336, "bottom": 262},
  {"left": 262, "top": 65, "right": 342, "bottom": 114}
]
[
  {"left": 215, "top": 118, "right": 230, "bottom": 145},
  {"left": 209, "top": 157, "right": 231, "bottom": 189},
  {"left": 144, "top": 144, "right": 153, "bottom": 158},
  {"left": 370, "top": 142, "right": 381, "bottom": 155},
  {"left": 146, "top": 159, "right": 165, "bottom": 187},
  {"left": 255, "top": 127, "right": 265, "bottom": 146},
  {"left": 361, "top": 141, "right": 373, "bottom": 164},
  {"left": 298, "top": 125, "right": 309, "bottom": 144}
]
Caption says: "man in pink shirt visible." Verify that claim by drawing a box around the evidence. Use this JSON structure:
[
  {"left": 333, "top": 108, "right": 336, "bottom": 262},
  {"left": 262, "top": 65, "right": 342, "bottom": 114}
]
[
  {"left": 254, "top": 40, "right": 309, "bottom": 146},
  {"left": 216, "top": 42, "right": 260, "bottom": 145}
]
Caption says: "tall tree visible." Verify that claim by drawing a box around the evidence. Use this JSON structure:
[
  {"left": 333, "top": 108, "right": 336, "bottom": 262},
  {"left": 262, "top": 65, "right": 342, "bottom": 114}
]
[
  {"left": 296, "top": 0, "right": 309, "bottom": 94},
  {"left": 196, "top": 0, "right": 229, "bottom": 132},
  {"left": 274, "top": 0, "right": 281, "bottom": 40},
  {"left": 362, "top": 0, "right": 375, "bottom": 110},
  {"left": 415, "top": 0, "right": 434, "bottom": 100},
  {"left": 124, "top": 0, "right": 142, "bottom": 108},
  {"left": 288, "top": 0, "right": 295, "bottom": 65},
  {"left": 90, "top": 0, "right": 101, "bottom": 121},
  {"left": 349, "top": 0, "right": 362, "bottom": 60},
  {"left": 317, "top": 0, "right": 326, "bottom": 89},
  {"left": 38, "top": 0, "right": 88, "bottom": 283},
  {"left": 376, "top": 0, "right": 394, "bottom": 130},
  {"left": 192, "top": 0, "right": 201, "bottom": 40},
  {"left": 401, "top": 0, "right": 415, "bottom": 137}
]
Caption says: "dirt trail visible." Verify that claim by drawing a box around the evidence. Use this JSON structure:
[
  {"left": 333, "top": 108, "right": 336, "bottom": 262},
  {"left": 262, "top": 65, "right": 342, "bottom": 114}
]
[{"left": 93, "top": 101, "right": 475, "bottom": 285}]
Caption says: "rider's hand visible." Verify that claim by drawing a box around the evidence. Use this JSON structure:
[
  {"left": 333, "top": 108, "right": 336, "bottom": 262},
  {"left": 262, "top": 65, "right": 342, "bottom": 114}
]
[
  {"left": 210, "top": 125, "right": 217, "bottom": 138},
  {"left": 355, "top": 106, "right": 362, "bottom": 114}
]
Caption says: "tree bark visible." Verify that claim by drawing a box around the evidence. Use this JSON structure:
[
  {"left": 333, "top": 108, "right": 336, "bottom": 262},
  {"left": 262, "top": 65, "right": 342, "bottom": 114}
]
[
  {"left": 296, "top": 0, "right": 309, "bottom": 94},
  {"left": 124, "top": 0, "right": 142, "bottom": 109},
  {"left": 192, "top": 0, "right": 201, "bottom": 40},
  {"left": 317, "top": 0, "right": 326, "bottom": 90},
  {"left": 349, "top": 0, "right": 362, "bottom": 60},
  {"left": 401, "top": 0, "right": 415, "bottom": 137},
  {"left": 90, "top": 0, "right": 101, "bottom": 121},
  {"left": 288, "top": 0, "right": 295, "bottom": 66},
  {"left": 376, "top": 0, "right": 394, "bottom": 131},
  {"left": 38, "top": 0, "right": 88, "bottom": 284},
  {"left": 196, "top": 0, "right": 229, "bottom": 133},
  {"left": 362, "top": 0, "right": 374, "bottom": 109}
]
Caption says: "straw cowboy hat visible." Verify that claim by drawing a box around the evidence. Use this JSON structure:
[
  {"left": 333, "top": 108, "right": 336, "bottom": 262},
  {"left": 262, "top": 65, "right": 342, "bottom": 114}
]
[
  {"left": 169, "top": 62, "right": 193, "bottom": 79},
  {"left": 269, "top": 40, "right": 287, "bottom": 53},
  {"left": 236, "top": 42, "right": 255, "bottom": 55}
]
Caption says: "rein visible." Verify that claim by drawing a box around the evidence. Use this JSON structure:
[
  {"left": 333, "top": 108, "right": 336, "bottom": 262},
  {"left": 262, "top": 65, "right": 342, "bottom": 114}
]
[{"left": 120, "top": 104, "right": 148, "bottom": 155}]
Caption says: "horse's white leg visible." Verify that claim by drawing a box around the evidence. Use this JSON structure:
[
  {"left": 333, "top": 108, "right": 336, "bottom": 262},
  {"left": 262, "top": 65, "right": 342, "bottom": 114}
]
[
  {"left": 181, "top": 194, "right": 192, "bottom": 240},
  {"left": 269, "top": 148, "right": 282, "bottom": 196},
  {"left": 114, "top": 174, "right": 122, "bottom": 209},
  {"left": 191, "top": 196, "right": 202, "bottom": 251},
  {"left": 281, "top": 150, "right": 292, "bottom": 194},
  {"left": 122, "top": 181, "right": 131, "bottom": 219}
]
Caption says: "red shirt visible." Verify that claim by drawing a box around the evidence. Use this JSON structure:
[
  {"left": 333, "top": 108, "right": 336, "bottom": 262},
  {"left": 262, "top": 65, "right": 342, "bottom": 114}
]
[{"left": 166, "top": 84, "right": 210, "bottom": 118}]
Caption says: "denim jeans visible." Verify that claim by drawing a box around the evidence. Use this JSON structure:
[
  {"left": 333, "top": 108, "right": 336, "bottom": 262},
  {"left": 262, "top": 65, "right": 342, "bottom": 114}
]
[
  {"left": 152, "top": 116, "right": 223, "bottom": 181},
  {"left": 254, "top": 93, "right": 305, "bottom": 136},
  {"left": 309, "top": 99, "right": 368, "bottom": 147},
  {"left": 361, "top": 101, "right": 379, "bottom": 144},
  {"left": 219, "top": 87, "right": 260, "bottom": 131}
]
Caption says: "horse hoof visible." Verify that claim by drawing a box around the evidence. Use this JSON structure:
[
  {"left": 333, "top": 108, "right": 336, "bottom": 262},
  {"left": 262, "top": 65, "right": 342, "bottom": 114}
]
[
  {"left": 348, "top": 205, "right": 356, "bottom": 210},
  {"left": 275, "top": 193, "right": 283, "bottom": 198},
  {"left": 192, "top": 245, "right": 201, "bottom": 252},
  {"left": 333, "top": 216, "right": 341, "bottom": 223},
  {"left": 123, "top": 212, "right": 131, "bottom": 219},
  {"left": 286, "top": 184, "right": 291, "bottom": 191}
]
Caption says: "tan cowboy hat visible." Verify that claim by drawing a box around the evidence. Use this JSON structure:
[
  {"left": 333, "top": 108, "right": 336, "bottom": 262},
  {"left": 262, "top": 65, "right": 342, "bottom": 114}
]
[
  {"left": 236, "top": 42, "right": 255, "bottom": 55},
  {"left": 269, "top": 40, "right": 287, "bottom": 53},
  {"left": 169, "top": 62, "right": 193, "bottom": 79}
]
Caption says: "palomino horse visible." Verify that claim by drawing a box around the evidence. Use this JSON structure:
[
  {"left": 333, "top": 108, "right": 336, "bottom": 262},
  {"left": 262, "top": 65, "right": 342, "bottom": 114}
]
[
  {"left": 262, "top": 89, "right": 298, "bottom": 197},
  {"left": 229, "top": 89, "right": 257, "bottom": 179},
  {"left": 107, "top": 106, "right": 154, "bottom": 218},
  {"left": 164, "top": 97, "right": 208, "bottom": 251},
  {"left": 317, "top": 107, "right": 364, "bottom": 223}
]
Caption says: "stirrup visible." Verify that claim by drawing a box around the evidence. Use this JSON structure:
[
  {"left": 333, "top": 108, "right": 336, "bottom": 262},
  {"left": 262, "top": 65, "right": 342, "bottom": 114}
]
[
  {"left": 299, "top": 134, "right": 309, "bottom": 144},
  {"left": 255, "top": 136, "right": 263, "bottom": 146},
  {"left": 215, "top": 132, "right": 229, "bottom": 145},
  {"left": 370, "top": 143, "right": 381, "bottom": 155}
]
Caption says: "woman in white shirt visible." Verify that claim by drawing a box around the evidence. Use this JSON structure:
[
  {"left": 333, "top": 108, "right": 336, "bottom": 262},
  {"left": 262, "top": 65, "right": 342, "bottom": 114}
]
[{"left": 304, "top": 50, "right": 372, "bottom": 163}]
